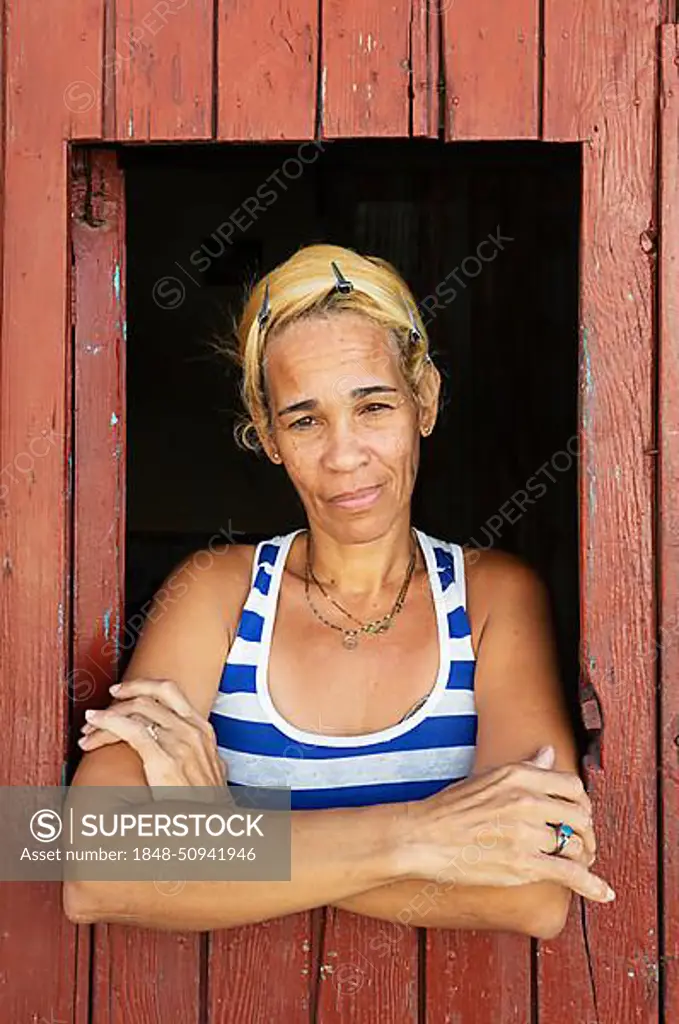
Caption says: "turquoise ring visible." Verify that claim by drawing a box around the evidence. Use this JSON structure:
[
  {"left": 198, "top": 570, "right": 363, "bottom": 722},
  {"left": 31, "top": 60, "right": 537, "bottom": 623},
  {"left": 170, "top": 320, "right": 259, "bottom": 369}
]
[{"left": 552, "top": 822, "right": 575, "bottom": 856}]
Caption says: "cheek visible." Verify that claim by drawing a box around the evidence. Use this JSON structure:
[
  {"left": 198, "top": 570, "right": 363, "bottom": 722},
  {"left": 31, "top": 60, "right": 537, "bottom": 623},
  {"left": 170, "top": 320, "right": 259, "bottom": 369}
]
[{"left": 279, "top": 436, "right": 321, "bottom": 491}]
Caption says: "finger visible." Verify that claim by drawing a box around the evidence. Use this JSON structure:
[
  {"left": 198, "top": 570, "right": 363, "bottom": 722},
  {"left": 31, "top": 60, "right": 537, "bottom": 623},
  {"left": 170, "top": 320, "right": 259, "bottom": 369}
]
[
  {"left": 78, "top": 729, "right": 123, "bottom": 750},
  {"left": 534, "top": 853, "right": 614, "bottom": 903},
  {"left": 511, "top": 764, "right": 592, "bottom": 815},
  {"left": 86, "top": 698, "right": 182, "bottom": 734},
  {"left": 109, "top": 678, "right": 208, "bottom": 730},
  {"left": 88, "top": 710, "right": 171, "bottom": 763},
  {"left": 530, "top": 796, "right": 592, "bottom": 842},
  {"left": 97, "top": 702, "right": 223, "bottom": 787}
]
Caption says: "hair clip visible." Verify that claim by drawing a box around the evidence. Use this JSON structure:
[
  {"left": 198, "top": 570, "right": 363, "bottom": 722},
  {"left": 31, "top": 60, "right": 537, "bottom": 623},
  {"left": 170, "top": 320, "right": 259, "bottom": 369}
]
[
  {"left": 405, "top": 300, "right": 422, "bottom": 343},
  {"left": 330, "top": 261, "right": 354, "bottom": 295},
  {"left": 257, "top": 281, "right": 271, "bottom": 329}
]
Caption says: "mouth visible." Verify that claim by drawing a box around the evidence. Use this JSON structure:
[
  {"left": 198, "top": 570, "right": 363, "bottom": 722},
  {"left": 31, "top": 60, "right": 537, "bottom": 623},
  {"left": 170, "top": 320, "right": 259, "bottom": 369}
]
[{"left": 328, "top": 484, "right": 383, "bottom": 510}]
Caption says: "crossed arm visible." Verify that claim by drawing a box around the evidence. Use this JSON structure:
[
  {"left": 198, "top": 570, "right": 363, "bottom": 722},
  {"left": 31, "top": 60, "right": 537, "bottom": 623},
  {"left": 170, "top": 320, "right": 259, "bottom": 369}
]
[
  {"left": 65, "top": 548, "right": 578, "bottom": 938},
  {"left": 327, "top": 553, "right": 577, "bottom": 938}
]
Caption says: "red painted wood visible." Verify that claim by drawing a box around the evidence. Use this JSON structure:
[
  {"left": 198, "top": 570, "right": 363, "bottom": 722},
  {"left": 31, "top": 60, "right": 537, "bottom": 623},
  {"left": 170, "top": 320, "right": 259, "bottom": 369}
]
[
  {"left": 209, "top": 914, "right": 317, "bottom": 1022},
  {"left": 314, "top": 909, "right": 418, "bottom": 1022},
  {"left": 544, "top": 0, "right": 660, "bottom": 141},
  {"left": 113, "top": 0, "right": 213, "bottom": 140},
  {"left": 71, "top": 149, "right": 127, "bottom": 735},
  {"left": 411, "top": 0, "right": 439, "bottom": 138},
  {"left": 442, "top": 0, "right": 539, "bottom": 140},
  {"left": 71, "top": 149, "right": 203, "bottom": 1024},
  {"left": 0, "top": 2, "right": 103, "bottom": 1022},
  {"left": 659, "top": 22, "right": 679, "bottom": 1023},
  {"left": 322, "top": 1, "right": 418, "bottom": 138},
  {"left": 217, "top": 0, "right": 317, "bottom": 141},
  {"left": 540, "top": 3, "right": 660, "bottom": 1022},
  {"left": 427, "top": 930, "right": 530, "bottom": 1024}
]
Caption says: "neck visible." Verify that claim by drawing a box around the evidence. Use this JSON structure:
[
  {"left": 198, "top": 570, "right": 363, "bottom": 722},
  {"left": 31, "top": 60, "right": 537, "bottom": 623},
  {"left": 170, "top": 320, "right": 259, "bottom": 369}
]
[{"left": 300, "top": 516, "right": 419, "bottom": 604}]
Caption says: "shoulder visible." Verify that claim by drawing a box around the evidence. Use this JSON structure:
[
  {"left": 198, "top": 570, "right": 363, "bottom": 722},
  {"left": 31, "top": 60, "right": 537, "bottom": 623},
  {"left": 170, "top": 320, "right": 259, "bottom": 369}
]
[
  {"left": 156, "top": 540, "right": 259, "bottom": 642},
  {"left": 461, "top": 546, "right": 550, "bottom": 654}
]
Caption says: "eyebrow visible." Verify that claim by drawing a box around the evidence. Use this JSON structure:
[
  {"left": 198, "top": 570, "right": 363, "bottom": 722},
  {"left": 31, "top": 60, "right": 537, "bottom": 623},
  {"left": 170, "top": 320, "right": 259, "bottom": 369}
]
[{"left": 277, "top": 385, "right": 399, "bottom": 418}]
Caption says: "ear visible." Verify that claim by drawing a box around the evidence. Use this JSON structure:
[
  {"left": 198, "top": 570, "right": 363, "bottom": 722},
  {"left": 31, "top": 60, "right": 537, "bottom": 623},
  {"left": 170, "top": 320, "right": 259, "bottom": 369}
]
[
  {"left": 418, "top": 359, "right": 441, "bottom": 435},
  {"left": 258, "top": 428, "right": 282, "bottom": 464}
]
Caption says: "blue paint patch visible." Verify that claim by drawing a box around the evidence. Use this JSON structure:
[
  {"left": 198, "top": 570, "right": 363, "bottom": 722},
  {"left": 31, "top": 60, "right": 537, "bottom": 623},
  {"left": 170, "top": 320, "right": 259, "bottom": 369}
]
[
  {"left": 113, "top": 264, "right": 121, "bottom": 303},
  {"left": 110, "top": 411, "right": 119, "bottom": 427},
  {"left": 103, "top": 608, "right": 112, "bottom": 640}
]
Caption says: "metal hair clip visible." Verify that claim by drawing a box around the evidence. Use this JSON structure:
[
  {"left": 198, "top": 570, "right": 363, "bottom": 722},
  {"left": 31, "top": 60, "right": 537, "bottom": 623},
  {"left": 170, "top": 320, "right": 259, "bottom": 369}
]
[
  {"left": 405, "top": 300, "right": 422, "bottom": 343},
  {"left": 257, "top": 281, "right": 271, "bottom": 329},
  {"left": 330, "top": 261, "right": 354, "bottom": 295}
]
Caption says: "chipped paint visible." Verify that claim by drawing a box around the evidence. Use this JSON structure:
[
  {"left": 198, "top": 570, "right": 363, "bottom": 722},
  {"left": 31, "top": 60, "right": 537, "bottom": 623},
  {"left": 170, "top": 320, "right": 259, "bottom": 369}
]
[
  {"left": 103, "top": 607, "right": 112, "bottom": 640},
  {"left": 84, "top": 343, "right": 103, "bottom": 355},
  {"left": 110, "top": 411, "right": 119, "bottom": 427},
  {"left": 113, "top": 264, "right": 121, "bottom": 304},
  {"left": 581, "top": 326, "right": 593, "bottom": 431}
]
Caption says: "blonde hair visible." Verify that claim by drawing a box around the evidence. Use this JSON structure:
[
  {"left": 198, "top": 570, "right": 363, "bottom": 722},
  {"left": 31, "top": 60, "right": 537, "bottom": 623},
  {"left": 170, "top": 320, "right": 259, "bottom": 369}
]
[{"left": 225, "top": 243, "right": 432, "bottom": 452}]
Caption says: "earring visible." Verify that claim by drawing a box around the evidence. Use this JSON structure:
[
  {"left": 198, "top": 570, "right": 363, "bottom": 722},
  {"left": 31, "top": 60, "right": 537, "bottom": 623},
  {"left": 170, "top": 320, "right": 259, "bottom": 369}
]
[{"left": 271, "top": 450, "right": 281, "bottom": 462}]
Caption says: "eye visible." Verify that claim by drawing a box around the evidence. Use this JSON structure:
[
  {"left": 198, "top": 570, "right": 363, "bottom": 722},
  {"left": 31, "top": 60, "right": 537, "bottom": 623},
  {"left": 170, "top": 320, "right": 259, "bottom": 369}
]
[
  {"left": 289, "top": 415, "right": 317, "bottom": 431},
  {"left": 360, "top": 402, "right": 395, "bottom": 414}
]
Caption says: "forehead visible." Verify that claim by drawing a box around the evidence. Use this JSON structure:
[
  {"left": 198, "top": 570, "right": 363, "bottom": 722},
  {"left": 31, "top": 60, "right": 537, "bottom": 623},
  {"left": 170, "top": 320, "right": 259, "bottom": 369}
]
[{"left": 263, "top": 312, "right": 403, "bottom": 394}]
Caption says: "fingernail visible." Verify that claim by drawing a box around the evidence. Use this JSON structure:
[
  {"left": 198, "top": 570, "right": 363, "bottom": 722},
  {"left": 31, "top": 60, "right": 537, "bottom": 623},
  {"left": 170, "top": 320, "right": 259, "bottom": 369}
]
[
  {"left": 85, "top": 709, "right": 98, "bottom": 719},
  {"left": 109, "top": 684, "right": 121, "bottom": 694},
  {"left": 605, "top": 886, "right": 616, "bottom": 901}
]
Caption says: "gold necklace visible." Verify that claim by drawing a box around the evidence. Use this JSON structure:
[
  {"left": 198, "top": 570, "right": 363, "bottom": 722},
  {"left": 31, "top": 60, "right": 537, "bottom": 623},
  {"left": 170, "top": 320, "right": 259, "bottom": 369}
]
[{"left": 303, "top": 529, "right": 417, "bottom": 649}]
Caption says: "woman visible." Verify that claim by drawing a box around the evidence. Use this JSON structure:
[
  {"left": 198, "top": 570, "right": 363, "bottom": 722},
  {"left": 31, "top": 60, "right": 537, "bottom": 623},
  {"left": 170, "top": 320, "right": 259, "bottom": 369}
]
[{"left": 64, "top": 243, "right": 614, "bottom": 936}]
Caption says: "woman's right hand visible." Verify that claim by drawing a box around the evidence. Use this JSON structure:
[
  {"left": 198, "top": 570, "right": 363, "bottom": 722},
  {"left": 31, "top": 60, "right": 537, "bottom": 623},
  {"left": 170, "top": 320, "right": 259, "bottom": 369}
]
[{"left": 401, "top": 745, "right": 614, "bottom": 904}]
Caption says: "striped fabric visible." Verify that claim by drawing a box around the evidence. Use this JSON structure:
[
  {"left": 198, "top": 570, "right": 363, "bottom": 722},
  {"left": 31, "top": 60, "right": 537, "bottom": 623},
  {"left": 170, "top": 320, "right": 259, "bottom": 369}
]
[{"left": 209, "top": 528, "right": 478, "bottom": 810}]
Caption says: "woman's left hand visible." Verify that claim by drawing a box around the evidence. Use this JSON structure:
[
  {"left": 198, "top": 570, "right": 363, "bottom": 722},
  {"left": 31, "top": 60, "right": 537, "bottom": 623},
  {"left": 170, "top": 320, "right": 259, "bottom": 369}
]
[{"left": 77, "top": 678, "right": 226, "bottom": 788}]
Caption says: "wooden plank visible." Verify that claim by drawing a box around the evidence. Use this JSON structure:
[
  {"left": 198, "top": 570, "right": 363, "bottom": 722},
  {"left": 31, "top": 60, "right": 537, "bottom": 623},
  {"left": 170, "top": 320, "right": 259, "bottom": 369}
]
[
  {"left": 314, "top": 909, "right": 418, "bottom": 1023},
  {"left": 411, "top": 0, "right": 439, "bottom": 138},
  {"left": 209, "top": 914, "right": 317, "bottom": 1022},
  {"left": 113, "top": 0, "right": 213, "bottom": 140},
  {"left": 322, "top": 1, "right": 418, "bottom": 138},
  {"left": 540, "top": 3, "right": 660, "bottom": 1022},
  {"left": 218, "top": 0, "right": 317, "bottom": 141},
  {"left": 0, "top": 3, "right": 103, "bottom": 1023},
  {"left": 442, "top": 0, "right": 539, "bottom": 139},
  {"left": 544, "top": 0, "right": 660, "bottom": 141},
  {"left": 71, "top": 149, "right": 127, "bottom": 731},
  {"left": 659, "top": 22, "right": 679, "bottom": 1024},
  {"left": 427, "top": 930, "right": 530, "bottom": 1024}
]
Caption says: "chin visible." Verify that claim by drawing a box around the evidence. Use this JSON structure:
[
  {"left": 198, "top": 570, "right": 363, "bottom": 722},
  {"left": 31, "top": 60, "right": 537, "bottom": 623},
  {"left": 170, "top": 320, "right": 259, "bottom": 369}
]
[{"left": 319, "top": 503, "right": 404, "bottom": 545}]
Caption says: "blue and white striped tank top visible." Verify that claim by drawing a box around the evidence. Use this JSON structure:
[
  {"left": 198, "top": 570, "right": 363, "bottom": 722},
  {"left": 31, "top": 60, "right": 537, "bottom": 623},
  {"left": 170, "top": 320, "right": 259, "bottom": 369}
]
[{"left": 208, "top": 528, "right": 478, "bottom": 810}]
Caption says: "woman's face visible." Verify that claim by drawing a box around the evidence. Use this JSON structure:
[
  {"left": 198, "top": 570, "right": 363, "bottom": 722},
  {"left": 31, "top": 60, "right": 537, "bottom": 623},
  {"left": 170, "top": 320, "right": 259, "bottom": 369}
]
[{"left": 259, "top": 311, "right": 439, "bottom": 542}]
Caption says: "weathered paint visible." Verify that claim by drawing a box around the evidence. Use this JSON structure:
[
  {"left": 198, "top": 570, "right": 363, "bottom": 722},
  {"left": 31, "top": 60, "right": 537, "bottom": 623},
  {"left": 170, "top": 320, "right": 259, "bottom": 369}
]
[
  {"left": 0, "top": 1, "right": 666, "bottom": 1022},
  {"left": 659, "top": 24, "right": 679, "bottom": 1022}
]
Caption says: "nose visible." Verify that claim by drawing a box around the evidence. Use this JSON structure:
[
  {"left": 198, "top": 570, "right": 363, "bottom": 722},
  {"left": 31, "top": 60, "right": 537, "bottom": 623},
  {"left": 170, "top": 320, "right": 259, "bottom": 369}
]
[{"left": 321, "top": 418, "right": 369, "bottom": 473}]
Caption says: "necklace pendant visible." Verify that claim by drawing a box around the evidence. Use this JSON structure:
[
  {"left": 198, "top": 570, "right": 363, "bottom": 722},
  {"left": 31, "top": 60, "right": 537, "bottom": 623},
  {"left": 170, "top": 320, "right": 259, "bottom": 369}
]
[{"left": 343, "top": 633, "right": 359, "bottom": 650}]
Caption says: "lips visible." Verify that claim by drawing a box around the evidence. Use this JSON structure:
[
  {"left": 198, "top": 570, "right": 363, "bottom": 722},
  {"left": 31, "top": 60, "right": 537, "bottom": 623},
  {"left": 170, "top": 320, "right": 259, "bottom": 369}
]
[{"left": 328, "top": 484, "right": 383, "bottom": 510}]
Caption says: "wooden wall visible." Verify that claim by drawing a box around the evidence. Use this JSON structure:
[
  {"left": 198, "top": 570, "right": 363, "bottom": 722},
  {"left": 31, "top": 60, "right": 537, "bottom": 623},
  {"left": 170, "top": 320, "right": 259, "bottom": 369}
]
[{"left": 0, "top": 1, "right": 673, "bottom": 1021}]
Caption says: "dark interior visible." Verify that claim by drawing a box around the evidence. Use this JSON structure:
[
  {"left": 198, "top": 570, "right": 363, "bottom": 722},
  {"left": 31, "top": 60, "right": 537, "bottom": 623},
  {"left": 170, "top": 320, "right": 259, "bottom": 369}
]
[{"left": 122, "top": 139, "right": 585, "bottom": 750}]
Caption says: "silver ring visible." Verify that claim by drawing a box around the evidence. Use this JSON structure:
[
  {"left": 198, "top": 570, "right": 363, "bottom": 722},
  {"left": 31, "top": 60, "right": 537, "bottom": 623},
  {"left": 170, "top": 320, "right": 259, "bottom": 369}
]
[
  {"left": 552, "top": 822, "right": 575, "bottom": 856},
  {"left": 146, "top": 722, "right": 160, "bottom": 743}
]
